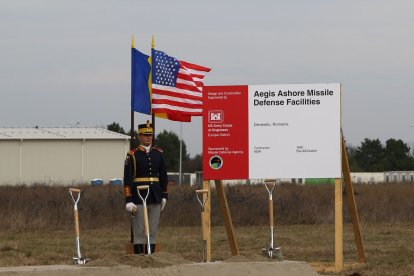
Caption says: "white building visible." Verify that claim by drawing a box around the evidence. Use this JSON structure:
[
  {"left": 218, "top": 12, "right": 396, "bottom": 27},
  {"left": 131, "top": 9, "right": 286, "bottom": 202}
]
[
  {"left": 384, "top": 171, "right": 414, "bottom": 183},
  {"left": 350, "top": 172, "right": 414, "bottom": 183},
  {"left": 350, "top": 172, "right": 385, "bottom": 184},
  {"left": 0, "top": 127, "right": 130, "bottom": 186}
]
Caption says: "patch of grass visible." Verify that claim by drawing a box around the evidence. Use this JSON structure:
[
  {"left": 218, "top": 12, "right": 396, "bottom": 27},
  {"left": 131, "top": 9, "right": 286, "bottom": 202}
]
[
  {"left": 1, "top": 183, "right": 414, "bottom": 274},
  {"left": 1, "top": 223, "right": 413, "bottom": 275}
]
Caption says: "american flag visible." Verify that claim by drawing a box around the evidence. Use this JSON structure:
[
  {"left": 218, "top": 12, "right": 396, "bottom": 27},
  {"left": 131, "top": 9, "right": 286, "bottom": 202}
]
[{"left": 151, "top": 49, "right": 211, "bottom": 122}]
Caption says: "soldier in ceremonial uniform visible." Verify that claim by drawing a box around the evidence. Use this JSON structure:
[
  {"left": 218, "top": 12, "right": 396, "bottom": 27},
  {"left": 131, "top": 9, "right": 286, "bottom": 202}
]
[{"left": 123, "top": 121, "right": 168, "bottom": 254}]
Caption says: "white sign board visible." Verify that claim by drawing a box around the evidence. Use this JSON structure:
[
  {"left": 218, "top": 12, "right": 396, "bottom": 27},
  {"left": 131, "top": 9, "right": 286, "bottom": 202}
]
[{"left": 203, "top": 83, "right": 341, "bottom": 179}]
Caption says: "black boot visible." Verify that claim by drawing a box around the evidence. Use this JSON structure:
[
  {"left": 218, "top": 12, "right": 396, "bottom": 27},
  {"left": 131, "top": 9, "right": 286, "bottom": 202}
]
[
  {"left": 133, "top": 244, "right": 144, "bottom": 254},
  {"left": 143, "top": 244, "right": 156, "bottom": 254}
]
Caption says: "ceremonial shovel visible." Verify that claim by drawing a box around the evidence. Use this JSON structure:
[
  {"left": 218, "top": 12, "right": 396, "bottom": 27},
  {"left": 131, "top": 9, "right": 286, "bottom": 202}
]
[
  {"left": 261, "top": 180, "right": 283, "bottom": 260},
  {"left": 196, "top": 189, "right": 209, "bottom": 262},
  {"left": 69, "top": 188, "right": 90, "bottom": 264},
  {"left": 137, "top": 185, "right": 151, "bottom": 254}
]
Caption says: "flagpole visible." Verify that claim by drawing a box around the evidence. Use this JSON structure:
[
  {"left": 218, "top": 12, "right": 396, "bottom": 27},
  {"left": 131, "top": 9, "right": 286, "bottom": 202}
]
[
  {"left": 129, "top": 35, "right": 135, "bottom": 249},
  {"left": 151, "top": 35, "right": 156, "bottom": 144},
  {"left": 179, "top": 122, "right": 182, "bottom": 185},
  {"left": 130, "top": 112, "right": 134, "bottom": 149},
  {"left": 130, "top": 35, "right": 135, "bottom": 150}
]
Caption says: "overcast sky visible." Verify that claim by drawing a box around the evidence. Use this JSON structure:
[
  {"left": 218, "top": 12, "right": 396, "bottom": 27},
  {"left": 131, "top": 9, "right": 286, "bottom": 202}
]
[{"left": 1, "top": 1, "right": 413, "bottom": 156}]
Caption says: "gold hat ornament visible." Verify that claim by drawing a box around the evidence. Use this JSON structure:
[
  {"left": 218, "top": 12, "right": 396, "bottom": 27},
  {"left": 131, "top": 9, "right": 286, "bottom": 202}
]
[{"left": 138, "top": 120, "right": 154, "bottom": 134}]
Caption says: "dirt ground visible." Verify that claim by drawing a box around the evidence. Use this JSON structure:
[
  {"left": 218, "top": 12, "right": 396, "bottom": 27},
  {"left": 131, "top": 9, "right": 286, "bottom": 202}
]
[{"left": 0, "top": 252, "right": 320, "bottom": 276}]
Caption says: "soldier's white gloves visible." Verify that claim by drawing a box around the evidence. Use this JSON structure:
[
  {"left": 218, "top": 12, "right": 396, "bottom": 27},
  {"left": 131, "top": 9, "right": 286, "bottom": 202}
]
[
  {"left": 126, "top": 202, "right": 137, "bottom": 214},
  {"left": 161, "top": 198, "right": 167, "bottom": 212}
]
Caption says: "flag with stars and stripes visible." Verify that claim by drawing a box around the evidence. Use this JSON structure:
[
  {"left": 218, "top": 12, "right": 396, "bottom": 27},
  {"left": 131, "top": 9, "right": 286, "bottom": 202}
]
[{"left": 151, "top": 49, "right": 211, "bottom": 122}]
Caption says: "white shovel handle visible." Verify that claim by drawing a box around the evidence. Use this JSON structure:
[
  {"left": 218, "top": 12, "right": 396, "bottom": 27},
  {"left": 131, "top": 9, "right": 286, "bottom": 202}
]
[
  {"left": 196, "top": 189, "right": 209, "bottom": 262},
  {"left": 137, "top": 185, "right": 151, "bottom": 254},
  {"left": 69, "top": 188, "right": 81, "bottom": 206},
  {"left": 196, "top": 189, "right": 208, "bottom": 210},
  {"left": 137, "top": 185, "right": 150, "bottom": 204},
  {"left": 69, "top": 188, "right": 82, "bottom": 236}
]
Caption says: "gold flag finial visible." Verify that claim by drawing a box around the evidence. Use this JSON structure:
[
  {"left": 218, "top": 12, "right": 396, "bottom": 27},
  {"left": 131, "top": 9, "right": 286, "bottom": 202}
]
[
  {"left": 131, "top": 35, "right": 135, "bottom": 48},
  {"left": 151, "top": 35, "right": 154, "bottom": 49}
]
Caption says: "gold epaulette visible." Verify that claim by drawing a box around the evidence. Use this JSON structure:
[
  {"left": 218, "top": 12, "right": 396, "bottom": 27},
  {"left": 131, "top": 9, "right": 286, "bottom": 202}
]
[{"left": 153, "top": 146, "right": 163, "bottom": 153}]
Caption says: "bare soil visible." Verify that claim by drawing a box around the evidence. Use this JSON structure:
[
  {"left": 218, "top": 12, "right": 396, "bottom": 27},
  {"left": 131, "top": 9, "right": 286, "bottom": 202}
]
[{"left": 0, "top": 252, "right": 319, "bottom": 276}]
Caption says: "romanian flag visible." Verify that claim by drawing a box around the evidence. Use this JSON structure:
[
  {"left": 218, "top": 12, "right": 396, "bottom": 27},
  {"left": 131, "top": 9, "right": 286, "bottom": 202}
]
[{"left": 131, "top": 46, "right": 151, "bottom": 115}]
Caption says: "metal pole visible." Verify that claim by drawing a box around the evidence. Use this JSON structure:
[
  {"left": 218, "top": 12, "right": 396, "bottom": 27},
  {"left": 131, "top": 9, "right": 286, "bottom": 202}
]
[
  {"left": 179, "top": 122, "right": 182, "bottom": 185},
  {"left": 130, "top": 110, "right": 135, "bottom": 150}
]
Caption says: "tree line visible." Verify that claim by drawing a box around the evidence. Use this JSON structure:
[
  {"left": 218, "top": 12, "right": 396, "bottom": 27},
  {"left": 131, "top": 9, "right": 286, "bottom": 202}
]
[
  {"left": 347, "top": 138, "right": 414, "bottom": 172},
  {"left": 108, "top": 122, "right": 414, "bottom": 173}
]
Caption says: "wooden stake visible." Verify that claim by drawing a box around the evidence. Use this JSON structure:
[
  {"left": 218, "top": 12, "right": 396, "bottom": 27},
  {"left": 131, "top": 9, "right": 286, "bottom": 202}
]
[
  {"left": 202, "top": 180, "right": 211, "bottom": 261},
  {"left": 342, "top": 137, "right": 366, "bottom": 263},
  {"left": 215, "top": 180, "right": 239, "bottom": 256}
]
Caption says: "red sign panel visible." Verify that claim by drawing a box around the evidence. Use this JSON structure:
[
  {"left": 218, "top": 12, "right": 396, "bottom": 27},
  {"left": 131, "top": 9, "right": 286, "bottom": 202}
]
[{"left": 203, "top": 85, "right": 249, "bottom": 179}]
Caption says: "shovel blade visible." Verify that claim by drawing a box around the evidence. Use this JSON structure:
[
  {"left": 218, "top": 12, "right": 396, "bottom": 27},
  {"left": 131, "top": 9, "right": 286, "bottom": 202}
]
[
  {"left": 73, "top": 257, "right": 90, "bottom": 265},
  {"left": 262, "top": 247, "right": 283, "bottom": 261}
]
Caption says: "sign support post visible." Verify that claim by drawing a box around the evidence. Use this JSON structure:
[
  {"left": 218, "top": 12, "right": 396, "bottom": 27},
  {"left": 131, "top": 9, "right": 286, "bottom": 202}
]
[
  {"left": 215, "top": 180, "right": 240, "bottom": 256},
  {"left": 333, "top": 133, "right": 366, "bottom": 272},
  {"left": 342, "top": 135, "right": 366, "bottom": 263},
  {"left": 201, "top": 179, "right": 239, "bottom": 261},
  {"left": 335, "top": 178, "right": 344, "bottom": 272}
]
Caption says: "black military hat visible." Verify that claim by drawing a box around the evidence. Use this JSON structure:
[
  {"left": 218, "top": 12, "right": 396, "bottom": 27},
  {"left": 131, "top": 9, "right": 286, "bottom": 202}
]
[{"left": 138, "top": 120, "right": 154, "bottom": 134}]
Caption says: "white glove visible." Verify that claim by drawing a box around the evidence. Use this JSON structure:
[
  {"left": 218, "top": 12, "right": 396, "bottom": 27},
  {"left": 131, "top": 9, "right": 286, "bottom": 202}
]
[
  {"left": 161, "top": 198, "right": 167, "bottom": 212},
  {"left": 126, "top": 202, "right": 137, "bottom": 214}
]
